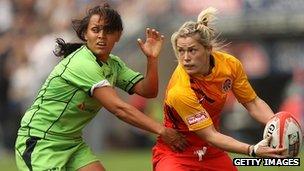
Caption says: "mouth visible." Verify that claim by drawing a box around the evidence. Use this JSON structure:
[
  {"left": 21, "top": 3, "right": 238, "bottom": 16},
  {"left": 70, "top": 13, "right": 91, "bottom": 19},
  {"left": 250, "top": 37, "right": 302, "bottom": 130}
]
[
  {"left": 184, "top": 64, "right": 194, "bottom": 69},
  {"left": 96, "top": 42, "right": 107, "bottom": 47}
]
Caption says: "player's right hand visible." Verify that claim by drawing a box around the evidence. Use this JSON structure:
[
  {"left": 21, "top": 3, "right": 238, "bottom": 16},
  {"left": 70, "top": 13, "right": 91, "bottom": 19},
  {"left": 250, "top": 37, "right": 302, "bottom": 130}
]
[{"left": 159, "top": 127, "right": 188, "bottom": 152}]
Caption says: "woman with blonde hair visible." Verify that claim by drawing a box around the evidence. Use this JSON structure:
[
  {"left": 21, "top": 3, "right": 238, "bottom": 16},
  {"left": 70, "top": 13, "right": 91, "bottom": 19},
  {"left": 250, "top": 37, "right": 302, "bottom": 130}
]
[{"left": 152, "top": 7, "right": 285, "bottom": 171}]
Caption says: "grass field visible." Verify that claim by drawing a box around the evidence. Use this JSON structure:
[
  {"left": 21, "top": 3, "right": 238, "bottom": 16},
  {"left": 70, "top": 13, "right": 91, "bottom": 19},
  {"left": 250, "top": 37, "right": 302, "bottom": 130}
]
[{"left": 1, "top": 149, "right": 303, "bottom": 171}]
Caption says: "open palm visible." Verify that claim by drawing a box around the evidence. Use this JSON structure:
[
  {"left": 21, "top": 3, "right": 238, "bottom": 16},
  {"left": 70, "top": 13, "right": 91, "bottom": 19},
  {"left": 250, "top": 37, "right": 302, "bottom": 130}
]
[{"left": 137, "top": 28, "right": 165, "bottom": 59}]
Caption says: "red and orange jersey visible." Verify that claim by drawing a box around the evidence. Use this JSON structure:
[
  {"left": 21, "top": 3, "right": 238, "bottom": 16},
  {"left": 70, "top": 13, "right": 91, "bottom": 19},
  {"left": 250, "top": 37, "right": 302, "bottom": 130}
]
[{"left": 163, "top": 51, "right": 257, "bottom": 132}]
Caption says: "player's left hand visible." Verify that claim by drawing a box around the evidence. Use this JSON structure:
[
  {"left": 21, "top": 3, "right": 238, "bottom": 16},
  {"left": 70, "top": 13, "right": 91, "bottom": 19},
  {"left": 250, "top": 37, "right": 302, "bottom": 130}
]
[
  {"left": 137, "top": 28, "right": 165, "bottom": 59},
  {"left": 249, "top": 136, "right": 287, "bottom": 158},
  {"left": 159, "top": 127, "right": 189, "bottom": 152}
]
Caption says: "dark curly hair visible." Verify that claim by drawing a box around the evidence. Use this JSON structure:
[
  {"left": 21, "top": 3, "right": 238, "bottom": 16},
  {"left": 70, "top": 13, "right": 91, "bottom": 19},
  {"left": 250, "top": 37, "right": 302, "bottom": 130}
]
[{"left": 53, "top": 3, "right": 123, "bottom": 58}]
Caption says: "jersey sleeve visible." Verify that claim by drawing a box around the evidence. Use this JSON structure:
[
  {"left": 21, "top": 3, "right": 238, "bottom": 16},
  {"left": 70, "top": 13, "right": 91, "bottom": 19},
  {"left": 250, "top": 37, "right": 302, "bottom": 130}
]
[
  {"left": 113, "top": 56, "right": 144, "bottom": 94},
  {"left": 232, "top": 59, "right": 257, "bottom": 103},
  {"left": 61, "top": 56, "right": 111, "bottom": 96},
  {"left": 167, "top": 88, "right": 213, "bottom": 131}
]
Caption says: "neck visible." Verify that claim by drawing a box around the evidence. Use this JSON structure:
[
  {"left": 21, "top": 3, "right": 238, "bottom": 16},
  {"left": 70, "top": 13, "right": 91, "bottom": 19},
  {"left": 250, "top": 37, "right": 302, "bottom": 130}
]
[
  {"left": 203, "top": 65, "right": 211, "bottom": 76},
  {"left": 99, "top": 56, "right": 108, "bottom": 63},
  {"left": 200, "top": 55, "right": 214, "bottom": 76},
  {"left": 95, "top": 53, "right": 109, "bottom": 63}
]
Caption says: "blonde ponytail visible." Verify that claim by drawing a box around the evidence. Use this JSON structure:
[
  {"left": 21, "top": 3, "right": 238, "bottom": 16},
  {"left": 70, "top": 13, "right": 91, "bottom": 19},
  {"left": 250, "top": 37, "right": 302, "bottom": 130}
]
[
  {"left": 171, "top": 7, "right": 224, "bottom": 59},
  {"left": 197, "top": 7, "right": 217, "bottom": 28}
]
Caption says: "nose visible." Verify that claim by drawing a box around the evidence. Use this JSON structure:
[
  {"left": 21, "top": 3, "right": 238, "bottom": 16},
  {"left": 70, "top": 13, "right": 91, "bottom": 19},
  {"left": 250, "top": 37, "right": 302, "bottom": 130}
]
[
  {"left": 98, "top": 29, "right": 106, "bottom": 38},
  {"left": 183, "top": 52, "right": 191, "bottom": 62}
]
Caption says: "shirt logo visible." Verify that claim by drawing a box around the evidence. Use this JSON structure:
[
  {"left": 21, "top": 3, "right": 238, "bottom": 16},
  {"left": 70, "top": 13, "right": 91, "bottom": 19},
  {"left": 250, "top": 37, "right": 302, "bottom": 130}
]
[
  {"left": 194, "top": 146, "right": 207, "bottom": 161},
  {"left": 222, "top": 78, "right": 232, "bottom": 92},
  {"left": 187, "top": 111, "right": 208, "bottom": 125},
  {"left": 77, "top": 102, "right": 86, "bottom": 111}
]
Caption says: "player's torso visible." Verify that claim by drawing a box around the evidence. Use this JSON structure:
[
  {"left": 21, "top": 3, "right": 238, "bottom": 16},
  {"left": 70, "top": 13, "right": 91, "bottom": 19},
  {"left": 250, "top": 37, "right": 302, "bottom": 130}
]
[
  {"left": 18, "top": 47, "right": 120, "bottom": 139},
  {"left": 164, "top": 52, "right": 235, "bottom": 131}
]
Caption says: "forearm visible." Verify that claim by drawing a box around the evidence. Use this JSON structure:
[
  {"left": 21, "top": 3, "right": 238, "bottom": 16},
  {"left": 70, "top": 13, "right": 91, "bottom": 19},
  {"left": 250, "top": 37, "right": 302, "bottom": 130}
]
[
  {"left": 114, "top": 102, "right": 163, "bottom": 135},
  {"left": 140, "top": 58, "right": 158, "bottom": 97},
  {"left": 244, "top": 97, "right": 274, "bottom": 125},
  {"left": 207, "top": 132, "right": 250, "bottom": 155}
]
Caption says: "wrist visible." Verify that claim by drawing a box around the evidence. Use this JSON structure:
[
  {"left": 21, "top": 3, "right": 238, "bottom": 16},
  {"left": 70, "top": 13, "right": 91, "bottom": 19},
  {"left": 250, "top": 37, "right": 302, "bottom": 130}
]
[
  {"left": 157, "top": 126, "right": 166, "bottom": 136},
  {"left": 147, "top": 56, "right": 159, "bottom": 61},
  {"left": 248, "top": 145, "right": 257, "bottom": 157}
]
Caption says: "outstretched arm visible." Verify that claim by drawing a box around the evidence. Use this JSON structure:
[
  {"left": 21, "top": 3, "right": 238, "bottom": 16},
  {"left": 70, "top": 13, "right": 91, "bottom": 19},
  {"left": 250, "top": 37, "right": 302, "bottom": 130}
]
[
  {"left": 93, "top": 86, "right": 187, "bottom": 151},
  {"left": 132, "top": 28, "right": 165, "bottom": 98},
  {"left": 242, "top": 97, "right": 274, "bottom": 125},
  {"left": 195, "top": 124, "right": 285, "bottom": 158}
]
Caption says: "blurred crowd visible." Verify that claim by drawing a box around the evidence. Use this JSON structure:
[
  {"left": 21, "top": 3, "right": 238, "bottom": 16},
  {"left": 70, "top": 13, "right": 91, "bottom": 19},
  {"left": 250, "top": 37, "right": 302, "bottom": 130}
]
[{"left": 0, "top": 0, "right": 303, "bottom": 155}]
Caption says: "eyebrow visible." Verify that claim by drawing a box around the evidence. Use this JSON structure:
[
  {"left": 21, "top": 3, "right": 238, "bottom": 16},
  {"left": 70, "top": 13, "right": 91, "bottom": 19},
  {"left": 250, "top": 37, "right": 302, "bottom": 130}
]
[
  {"left": 176, "top": 45, "right": 196, "bottom": 48},
  {"left": 90, "top": 23, "right": 104, "bottom": 27}
]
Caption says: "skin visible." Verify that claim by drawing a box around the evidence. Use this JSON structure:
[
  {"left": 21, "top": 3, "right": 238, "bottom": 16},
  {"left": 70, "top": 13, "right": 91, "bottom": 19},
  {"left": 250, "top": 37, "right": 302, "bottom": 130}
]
[
  {"left": 85, "top": 14, "right": 163, "bottom": 98},
  {"left": 175, "top": 35, "right": 286, "bottom": 158},
  {"left": 84, "top": 15, "right": 121, "bottom": 62},
  {"left": 243, "top": 97, "right": 275, "bottom": 124},
  {"left": 133, "top": 28, "right": 164, "bottom": 97},
  {"left": 79, "top": 15, "right": 188, "bottom": 171},
  {"left": 176, "top": 36, "right": 212, "bottom": 76}
]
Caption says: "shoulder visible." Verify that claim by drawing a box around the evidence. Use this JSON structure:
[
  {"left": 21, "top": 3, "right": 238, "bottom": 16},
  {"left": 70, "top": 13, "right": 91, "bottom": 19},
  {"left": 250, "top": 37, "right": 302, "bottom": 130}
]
[
  {"left": 63, "top": 46, "right": 94, "bottom": 63},
  {"left": 213, "top": 51, "right": 243, "bottom": 72},
  {"left": 213, "top": 51, "right": 241, "bottom": 64},
  {"left": 60, "top": 46, "right": 101, "bottom": 73},
  {"left": 167, "top": 80, "right": 196, "bottom": 106},
  {"left": 108, "top": 54, "right": 127, "bottom": 68},
  {"left": 109, "top": 54, "right": 124, "bottom": 63}
]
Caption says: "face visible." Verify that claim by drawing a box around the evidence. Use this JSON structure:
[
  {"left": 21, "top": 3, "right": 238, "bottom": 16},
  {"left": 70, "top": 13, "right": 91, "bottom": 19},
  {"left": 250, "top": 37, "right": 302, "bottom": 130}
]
[
  {"left": 84, "top": 14, "right": 121, "bottom": 61},
  {"left": 176, "top": 36, "right": 211, "bottom": 76}
]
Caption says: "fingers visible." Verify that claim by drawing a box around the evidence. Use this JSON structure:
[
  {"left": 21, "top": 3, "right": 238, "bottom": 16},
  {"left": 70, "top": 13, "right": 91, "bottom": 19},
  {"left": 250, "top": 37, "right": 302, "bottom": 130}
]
[
  {"left": 257, "top": 146, "right": 288, "bottom": 158},
  {"left": 144, "top": 28, "right": 149, "bottom": 40},
  {"left": 273, "top": 144, "right": 287, "bottom": 154},
  {"left": 137, "top": 38, "right": 144, "bottom": 50},
  {"left": 145, "top": 28, "right": 164, "bottom": 40},
  {"left": 267, "top": 153, "right": 286, "bottom": 158},
  {"left": 256, "top": 136, "right": 272, "bottom": 149},
  {"left": 163, "top": 130, "right": 188, "bottom": 152},
  {"left": 271, "top": 147, "right": 288, "bottom": 157},
  {"left": 172, "top": 133, "right": 189, "bottom": 152},
  {"left": 170, "top": 138, "right": 189, "bottom": 152}
]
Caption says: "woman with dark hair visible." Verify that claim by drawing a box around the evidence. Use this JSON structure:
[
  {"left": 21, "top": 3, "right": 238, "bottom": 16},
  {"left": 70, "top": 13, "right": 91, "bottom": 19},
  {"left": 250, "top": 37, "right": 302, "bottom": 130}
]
[{"left": 15, "top": 4, "right": 187, "bottom": 171}]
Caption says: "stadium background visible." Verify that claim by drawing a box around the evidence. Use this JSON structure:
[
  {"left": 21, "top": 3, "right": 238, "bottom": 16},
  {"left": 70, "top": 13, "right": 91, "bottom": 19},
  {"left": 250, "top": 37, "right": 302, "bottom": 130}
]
[{"left": 0, "top": 0, "right": 303, "bottom": 170}]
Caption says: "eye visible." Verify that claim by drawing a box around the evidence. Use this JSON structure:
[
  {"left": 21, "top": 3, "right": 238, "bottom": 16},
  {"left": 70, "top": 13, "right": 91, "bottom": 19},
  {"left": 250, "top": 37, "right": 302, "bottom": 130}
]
[
  {"left": 103, "top": 25, "right": 115, "bottom": 34},
  {"left": 91, "top": 27, "right": 99, "bottom": 33},
  {"left": 177, "top": 48, "right": 185, "bottom": 54},
  {"left": 189, "top": 48, "right": 197, "bottom": 54},
  {"left": 105, "top": 29, "right": 114, "bottom": 34}
]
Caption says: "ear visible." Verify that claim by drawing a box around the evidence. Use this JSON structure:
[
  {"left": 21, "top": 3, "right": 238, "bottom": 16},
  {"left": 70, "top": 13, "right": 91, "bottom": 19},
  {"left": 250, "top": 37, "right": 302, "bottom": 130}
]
[
  {"left": 206, "top": 46, "right": 212, "bottom": 55},
  {"left": 206, "top": 46, "right": 212, "bottom": 52},
  {"left": 84, "top": 31, "right": 88, "bottom": 41}
]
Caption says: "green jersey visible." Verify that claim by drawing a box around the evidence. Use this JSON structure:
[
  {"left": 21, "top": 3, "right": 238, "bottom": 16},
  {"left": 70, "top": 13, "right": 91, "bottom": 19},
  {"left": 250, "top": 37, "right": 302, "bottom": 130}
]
[{"left": 18, "top": 45, "right": 143, "bottom": 140}]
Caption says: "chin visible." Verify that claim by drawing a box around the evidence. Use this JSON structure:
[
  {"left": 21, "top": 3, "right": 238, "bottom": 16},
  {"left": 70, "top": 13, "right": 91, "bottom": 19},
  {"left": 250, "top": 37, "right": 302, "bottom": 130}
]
[
  {"left": 94, "top": 50, "right": 108, "bottom": 56},
  {"left": 185, "top": 70, "right": 197, "bottom": 75}
]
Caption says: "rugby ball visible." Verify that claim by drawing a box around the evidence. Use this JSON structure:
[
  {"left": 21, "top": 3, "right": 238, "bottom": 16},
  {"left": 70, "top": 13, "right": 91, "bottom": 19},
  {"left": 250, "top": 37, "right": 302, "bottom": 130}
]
[{"left": 263, "top": 111, "right": 303, "bottom": 157}]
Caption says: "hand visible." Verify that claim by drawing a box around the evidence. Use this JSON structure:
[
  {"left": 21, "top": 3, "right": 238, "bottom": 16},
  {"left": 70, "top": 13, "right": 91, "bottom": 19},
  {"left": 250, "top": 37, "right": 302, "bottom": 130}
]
[
  {"left": 159, "top": 127, "right": 188, "bottom": 152},
  {"left": 137, "top": 28, "right": 165, "bottom": 59},
  {"left": 249, "top": 136, "right": 287, "bottom": 158}
]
